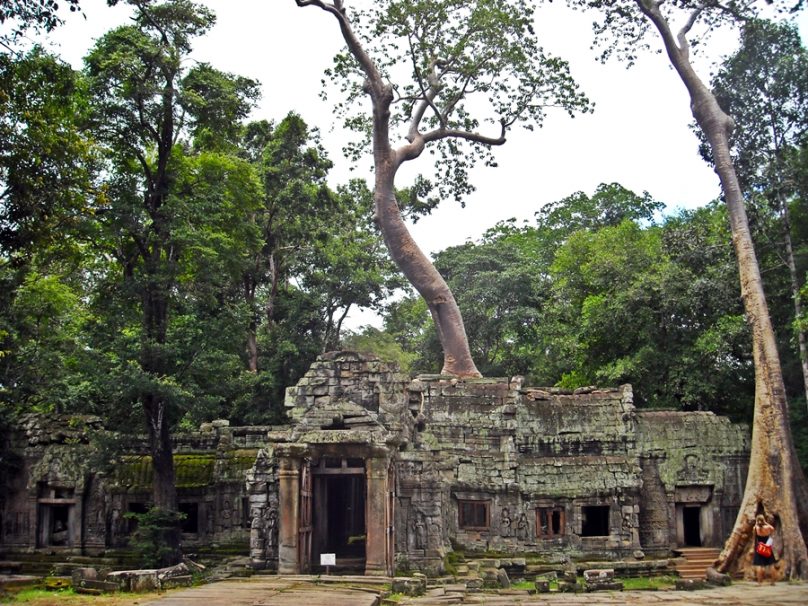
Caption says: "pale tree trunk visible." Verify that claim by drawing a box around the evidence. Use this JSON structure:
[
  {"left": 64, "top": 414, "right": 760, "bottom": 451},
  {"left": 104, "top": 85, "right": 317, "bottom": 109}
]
[
  {"left": 296, "top": 0, "right": 481, "bottom": 377},
  {"left": 244, "top": 272, "right": 258, "bottom": 372},
  {"left": 637, "top": 0, "right": 808, "bottom": 579},
  {"left": 777, "top": 191, "right": 808, "bottom": 413}
]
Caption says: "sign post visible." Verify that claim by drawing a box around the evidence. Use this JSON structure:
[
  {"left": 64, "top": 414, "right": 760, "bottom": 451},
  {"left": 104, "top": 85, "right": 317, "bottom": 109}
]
[{"left": 320, "top": 553, "right": 336, "bottom": 575}]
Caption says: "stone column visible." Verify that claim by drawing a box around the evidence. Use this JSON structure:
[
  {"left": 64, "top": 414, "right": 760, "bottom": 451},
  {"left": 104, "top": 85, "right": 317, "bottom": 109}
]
[
  {"left": 277, "top": 457, "right": 301, "bottom": 574},
  {"left": 365, "top": 457, "right": 389, "bottom": 576}
]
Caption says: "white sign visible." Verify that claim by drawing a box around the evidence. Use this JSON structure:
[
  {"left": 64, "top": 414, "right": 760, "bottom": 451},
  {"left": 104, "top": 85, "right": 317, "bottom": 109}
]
[{"left": 320, "top": 553, "right": 336, "bottom": 566}]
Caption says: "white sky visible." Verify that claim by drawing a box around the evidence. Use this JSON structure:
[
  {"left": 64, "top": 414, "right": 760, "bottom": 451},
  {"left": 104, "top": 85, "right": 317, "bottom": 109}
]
[{"left": 29, "top": 0, "right": 808, "bottom": 327}]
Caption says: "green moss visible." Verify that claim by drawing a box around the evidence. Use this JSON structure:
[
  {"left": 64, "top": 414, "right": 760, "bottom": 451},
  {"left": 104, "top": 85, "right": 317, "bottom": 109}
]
[{"left": 116, "top": 450, "right": 258, "bottom": 491}]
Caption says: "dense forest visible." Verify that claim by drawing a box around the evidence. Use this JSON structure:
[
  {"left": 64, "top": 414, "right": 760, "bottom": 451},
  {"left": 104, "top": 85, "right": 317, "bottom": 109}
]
[
  {"left": 2, "top": 0, "right": 808, "bottom": 575},
  {"left": 1, "top": 1, "right": 806, "bottom": 450}
]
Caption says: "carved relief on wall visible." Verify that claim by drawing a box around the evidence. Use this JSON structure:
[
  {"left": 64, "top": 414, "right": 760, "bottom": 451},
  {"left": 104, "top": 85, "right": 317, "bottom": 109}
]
[
  {"left": 264, "top": 506, "right": 278, "bottom": 552},
  {"left": 676, "top": 454, "right": 709, "bottom": 484},
  {"left": 410, "top": 509, "right": 427, "bottom": 550},
  {"left": 500, "top": 507, "right": 512, "bottom": 538},
  {"left": 516, "top": 510, "right": 530, "bottom": 541}
]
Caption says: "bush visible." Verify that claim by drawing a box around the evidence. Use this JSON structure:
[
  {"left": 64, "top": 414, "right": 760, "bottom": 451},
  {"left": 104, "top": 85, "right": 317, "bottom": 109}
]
[{"left": 124, "top": 507, "right": 184, "bottom": 568}]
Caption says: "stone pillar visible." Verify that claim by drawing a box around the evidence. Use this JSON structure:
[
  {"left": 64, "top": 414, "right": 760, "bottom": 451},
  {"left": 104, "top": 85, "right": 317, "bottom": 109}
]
[
  {"left": 277, "top": 457, "right": 301, "bottom": 574},
  {"left": 365, "top": 457, "right": 389, "bottom": 576}
]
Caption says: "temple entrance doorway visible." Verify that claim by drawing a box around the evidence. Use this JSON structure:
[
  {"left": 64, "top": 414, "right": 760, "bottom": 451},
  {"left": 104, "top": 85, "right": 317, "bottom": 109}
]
[
  {"left": 312, "top": 458, "right": 366, "bottom": 573},
  {"left": 36, "top": 484, "right": 76, "bottom": 548},
  {"left": 682, "top": 505, "right": 702, "bottom": 547}
]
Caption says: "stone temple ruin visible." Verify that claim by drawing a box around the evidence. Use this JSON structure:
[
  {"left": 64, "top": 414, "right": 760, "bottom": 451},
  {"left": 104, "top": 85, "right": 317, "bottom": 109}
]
[{"left": 1, "top": 351, "right": 750, "bottom": 577}]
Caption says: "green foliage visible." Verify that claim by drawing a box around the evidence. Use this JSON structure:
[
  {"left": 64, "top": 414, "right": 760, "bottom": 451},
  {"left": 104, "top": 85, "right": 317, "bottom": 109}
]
[
  {"left": 343, "top": 326, "right": 417, "bottom": 372},
  {"left": 0, "top": 0, "right": 82, "bottom": 50},
  {"left": 0, "top": 47, "right": 92, "bottom": 256},
  {"left": 124, "top": 507, "right": 184, "bottom": 568},
  {"left": 318, "top": 0, "right": 592, "bottom": 203}
]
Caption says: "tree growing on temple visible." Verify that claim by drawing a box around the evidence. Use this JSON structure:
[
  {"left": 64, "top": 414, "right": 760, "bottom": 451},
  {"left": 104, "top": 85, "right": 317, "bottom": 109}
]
[
  {"left": 293, "top": 0, "right": 591, "bottom": 376},
  {"left": 570, "top": 0, "right": 808, "bottom": 579}
]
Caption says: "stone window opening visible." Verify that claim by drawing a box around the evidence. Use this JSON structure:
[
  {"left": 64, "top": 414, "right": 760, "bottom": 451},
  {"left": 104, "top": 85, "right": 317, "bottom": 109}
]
[
  {"left": 179, "top": 502, "right": 199, "bottom": 534},
  {"left": 458, "top": 500, "right": 490, "bottom": 530},
  {"left": 536, "top": 507, "right": 565, "bottom": 538},
  {"left": 581, "top": 505, "right": 610, "bottom": 537}
]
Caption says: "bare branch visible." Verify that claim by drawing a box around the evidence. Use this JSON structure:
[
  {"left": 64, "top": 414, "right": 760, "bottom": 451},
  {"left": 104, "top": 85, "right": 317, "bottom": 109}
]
[{"left": 422, "top": 123, "right": 507, "bottom": 146}]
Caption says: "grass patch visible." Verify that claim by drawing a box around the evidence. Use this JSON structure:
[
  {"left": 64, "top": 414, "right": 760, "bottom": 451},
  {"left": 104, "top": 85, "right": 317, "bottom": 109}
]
[
  {"left": 510, "top": 580, "right": 534, "bottom": 590},
  {"left": 1, "top": 587, "right": 165, "bottom": 606},
  {"left": 618, "top": 576, "right": 678, "bottom": 590}
]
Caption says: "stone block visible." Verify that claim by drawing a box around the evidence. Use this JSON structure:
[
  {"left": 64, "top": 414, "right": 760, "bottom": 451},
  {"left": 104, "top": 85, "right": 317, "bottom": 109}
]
[
  {"left": 132, "top": 574, "right": 159, "bottom": 592},
  {"left": 557, "top": 580, "right": 580, "bottom": 593},
  {"left": 75, "top": 579, "right": 120, "bottom": 593},
  {"left": 496, "top": 567, "right": 510, "bottom": 589},
  {"left": 534, "top": 580, "right": 550, "bottom": 593},
  {"left": 583, "top": 569, "right": 614, "bottom": 582},
  {"left": 107, "top": 570, "right": 159, "bottom": 592},
  {"left": 71, "top": 567, "right": 98, "bottom": 586},
  {"left": 161, "top": 575, "right": 192, "bottom": 589},
  {"left": 465, "top": 577, "right": 484, "bottom": 592}
]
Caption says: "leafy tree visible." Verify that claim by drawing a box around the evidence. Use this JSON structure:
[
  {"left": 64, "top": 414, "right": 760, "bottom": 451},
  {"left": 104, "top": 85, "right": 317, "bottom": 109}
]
[
  {"left": 432, "top": 223, "right": 548, "bottom": 378},
  {"left": 0, "top": 48, "right": 93, "bottom": 426},
  {"left": 0, "top": 0, "right": 82, "bottom": 52},
  {"left": 239, "top": 114, "right": 335, "bottom": 374},
  {"left": 0, "top": 48, "right": 92, "bottom": 258},
  {"left": 571, "top": 0, "right": 808, "bottom": 579},
  {"left": 294, "top": 0, "right": 591, "bottom": 376},
  {"left": 84, "top": 0, "right": 260, "bottom": 560},
  {"left": 534, "top": 182, "right": 663, "bottom": 261}
]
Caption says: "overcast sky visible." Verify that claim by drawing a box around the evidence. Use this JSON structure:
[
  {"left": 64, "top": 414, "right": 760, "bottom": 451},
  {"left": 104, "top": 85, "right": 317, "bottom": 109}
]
[{"left": 29, "top": 0, "right": 808, "bottom": 326}]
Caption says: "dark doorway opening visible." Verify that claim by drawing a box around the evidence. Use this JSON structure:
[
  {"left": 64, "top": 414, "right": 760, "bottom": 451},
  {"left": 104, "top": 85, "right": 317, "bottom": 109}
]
[
  {"left": 581, "top": 505, "right": 610, "bottom": 537},
  {"left": 38, "top": 504, "right": 71, "bottom": 546},
  {"left": 313, "top": 472, "right": 366, "bottom": 572},
  {"left": 178, "top": 502, "right": 199, "bottom": 534},
  {"left": 683, "top": 506, "right": 702, "bottom": 546}
]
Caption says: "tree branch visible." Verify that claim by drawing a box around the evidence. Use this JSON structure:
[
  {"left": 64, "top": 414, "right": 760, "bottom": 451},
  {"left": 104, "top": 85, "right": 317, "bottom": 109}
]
[{"left": 422, "top": 123, "right": 507, "bottom": 146}]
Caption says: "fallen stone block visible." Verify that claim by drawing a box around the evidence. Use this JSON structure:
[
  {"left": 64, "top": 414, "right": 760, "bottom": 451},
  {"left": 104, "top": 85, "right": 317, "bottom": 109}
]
[
  {"left": 161, "top": 575, "right": 192, "bottom": 589},
  {"left": 534, "top": 580, "right": 550, "bottom": 593},
  {"left": 557, "top": 580, "right": 580, "bottom": 593},
  {"left": 107, "top": 570, "right": 160, "bottom": 592},
  {"left": 71, "top": 567, "right": 98, "bottom": 587},
  {"left": 583, "top": 568, "right": 614, "bottom": 582},
  {"left": 75, "top": 579, "right": 120, "bottom": 593}
]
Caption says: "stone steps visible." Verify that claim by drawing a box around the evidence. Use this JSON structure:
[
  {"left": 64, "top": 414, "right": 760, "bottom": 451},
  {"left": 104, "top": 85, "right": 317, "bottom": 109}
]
[{"left": 672, "top": 547, "right": 721, "bottom": 580}]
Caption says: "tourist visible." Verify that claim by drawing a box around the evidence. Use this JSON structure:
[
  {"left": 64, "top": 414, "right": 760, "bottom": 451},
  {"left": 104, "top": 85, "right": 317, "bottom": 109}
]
[{"left": 752, "top": 514, "right": 776, "bottom": 585}]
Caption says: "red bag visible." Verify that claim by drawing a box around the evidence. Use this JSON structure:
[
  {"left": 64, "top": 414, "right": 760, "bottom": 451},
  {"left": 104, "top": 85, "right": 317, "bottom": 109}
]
[{"left": 755, "top": 541, "right": 773, "bottom": 558}]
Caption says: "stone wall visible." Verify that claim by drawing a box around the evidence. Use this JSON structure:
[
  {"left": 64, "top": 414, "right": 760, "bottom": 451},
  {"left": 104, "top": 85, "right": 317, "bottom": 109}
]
[
  {"left": 0, "top": 415, "right": 276, "bottom": 556},
  {"left": 0, "top": 352, "right": 751, "bottom": 578},
  {"left": 397, "top": 378, "right": 644, "bottom": 572}
]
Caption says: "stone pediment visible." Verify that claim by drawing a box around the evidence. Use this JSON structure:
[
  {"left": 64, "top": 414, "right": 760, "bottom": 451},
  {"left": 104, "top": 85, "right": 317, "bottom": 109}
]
[{"left": 289, "top": 397, "right": 394, "bottom": 445}]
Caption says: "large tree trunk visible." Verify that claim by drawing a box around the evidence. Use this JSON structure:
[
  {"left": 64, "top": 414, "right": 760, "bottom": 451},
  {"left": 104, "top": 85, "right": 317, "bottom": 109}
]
[
  {"left": 638, "top": 0, "right": 808, "bottom": 579},
  {"left": 141, "top": 258, "right": 181, "bottom": 564},
  {"left": 374, "top": 179, "right": 481, "bottom": 377},
  {"left": 298, "top": 0, "right": 481, "bottom": 378}
]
